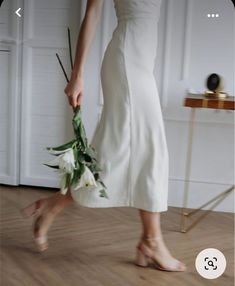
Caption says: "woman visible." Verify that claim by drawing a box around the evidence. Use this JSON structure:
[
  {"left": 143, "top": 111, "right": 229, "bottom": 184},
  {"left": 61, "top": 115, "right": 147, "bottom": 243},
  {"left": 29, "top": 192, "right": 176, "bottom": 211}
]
[{"left": 21, "top": 0, "right": 186, "bottom": 272}]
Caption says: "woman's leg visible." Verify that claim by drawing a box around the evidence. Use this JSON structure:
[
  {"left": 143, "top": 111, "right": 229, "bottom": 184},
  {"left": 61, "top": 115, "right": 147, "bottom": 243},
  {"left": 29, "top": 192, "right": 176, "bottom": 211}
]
[
  {"left": 139, "top": 210, "right": 163, "bottom": 239},
  {"left": 33, "top": 188, "right": 74, "bottom": 238},
  {"left": 138, "top": 210, "right": 186, "bottom": 271}
]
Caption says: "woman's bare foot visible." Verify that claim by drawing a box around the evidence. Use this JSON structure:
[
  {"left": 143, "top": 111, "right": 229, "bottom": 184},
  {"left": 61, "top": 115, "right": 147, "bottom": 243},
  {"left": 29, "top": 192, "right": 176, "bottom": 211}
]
[
  {"left": 33, "top": 193, "right": 73, "bottom": 243},
  {"left": 138, "top": 235, "right": 186, "bottom": 271},
  {"left": 138, "top": 210, "right": 186, "bottom": 271},
  {"left": 33, "top": 200, "right": 57, "bottom": 238}
]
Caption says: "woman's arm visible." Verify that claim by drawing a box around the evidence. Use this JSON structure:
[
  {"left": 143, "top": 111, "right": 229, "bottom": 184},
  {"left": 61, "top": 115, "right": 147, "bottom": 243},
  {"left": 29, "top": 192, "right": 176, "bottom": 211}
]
[{"left": 64, "top": 0, "right": 104, "bottom": 110}]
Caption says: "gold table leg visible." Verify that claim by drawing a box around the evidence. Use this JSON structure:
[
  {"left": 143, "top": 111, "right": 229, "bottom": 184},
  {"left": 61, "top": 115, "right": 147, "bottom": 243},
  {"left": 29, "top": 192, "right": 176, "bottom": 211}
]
[
  {"left": 184, "top": 185, "right": 234, "bottom": 232},
  {"left": 180, "top": 107, "right": 234, "bottom": 232}
]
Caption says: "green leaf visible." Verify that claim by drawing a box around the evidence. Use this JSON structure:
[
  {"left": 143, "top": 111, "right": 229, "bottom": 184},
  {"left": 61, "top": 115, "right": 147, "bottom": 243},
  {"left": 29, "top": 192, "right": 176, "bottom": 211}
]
[
  {"left": 89, "top": 162, "right": 102, "bottom": 172},
  {"left": 46, "top": 139, "right": 76, "bottom": 152},
  {"left": 43, "top": 163, "right": 59, "bottom": 169},
  {"left": 71, "top": 168, "right": 80, "bottom": 187},
  {"left": 86, "top": 146, "right": 97, "bottom": 159},
  {"left": 94, "top": 173, "right": 99, "bottom": 180},
  {"left": 99, "top": 189, "right": 109, "bottom": 199},
  {"left": 72, "top": 107, "right": 88, "bottom": 148},
  {"left": 77, "top": 153, "right": 86, "bottom": 163},
  {"left": 79, "top": 124, "right": 88, "bottom": 148},
  {"left": 83, "top": 153, "right": 92, "bottom": 162},
  {"left": 73, "top": 147, "right": 78, "bottom": 162},
  {"left": 72, "top": 106, "right": 82, "bottom": 125},
  {"left": 71, "top": 163, "right": 86, "bottom": 188},
  {"left": 98, "top": 180, "right": 107, "bottom": 189}
]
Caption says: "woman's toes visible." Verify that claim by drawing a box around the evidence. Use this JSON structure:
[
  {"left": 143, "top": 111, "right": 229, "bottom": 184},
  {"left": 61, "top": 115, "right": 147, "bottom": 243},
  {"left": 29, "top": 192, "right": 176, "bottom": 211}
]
[{"left": 178, "top": 261, "right": 186, "bottom": 271}]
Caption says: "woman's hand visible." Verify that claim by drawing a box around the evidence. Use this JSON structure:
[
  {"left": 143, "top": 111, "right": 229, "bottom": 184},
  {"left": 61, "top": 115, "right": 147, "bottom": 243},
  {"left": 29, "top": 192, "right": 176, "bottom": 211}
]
[
  {"left": 64, "top": 75, "right": 84, "bottom": 111},
  {"left": 64, "top": 0, "right": 104, "bottom": 111}
]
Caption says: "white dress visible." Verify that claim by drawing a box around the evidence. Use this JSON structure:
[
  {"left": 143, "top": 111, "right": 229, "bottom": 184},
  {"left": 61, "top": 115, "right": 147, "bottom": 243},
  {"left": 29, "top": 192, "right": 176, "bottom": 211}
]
[{"left": 70, "top": 0, "right": 169, "bottom": 212}]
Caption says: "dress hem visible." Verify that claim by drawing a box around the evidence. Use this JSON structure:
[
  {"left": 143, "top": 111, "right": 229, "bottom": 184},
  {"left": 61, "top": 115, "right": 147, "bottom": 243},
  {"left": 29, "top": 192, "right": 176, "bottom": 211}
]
[{"left": 73, "top": 200, "right": 168, "bottom": 213}]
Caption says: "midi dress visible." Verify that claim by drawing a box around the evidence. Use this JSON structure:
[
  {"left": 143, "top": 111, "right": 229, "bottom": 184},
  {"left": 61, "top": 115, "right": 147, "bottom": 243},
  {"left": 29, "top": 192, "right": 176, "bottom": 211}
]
[{"left": 70, "top": 0, "right": 169, "bottom": 212}]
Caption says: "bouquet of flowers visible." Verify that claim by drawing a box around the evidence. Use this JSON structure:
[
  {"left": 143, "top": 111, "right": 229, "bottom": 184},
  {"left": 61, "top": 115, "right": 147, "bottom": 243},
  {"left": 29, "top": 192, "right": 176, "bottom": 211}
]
[{"left": 43, "top": 28, "right": 108, "bottom": 199}]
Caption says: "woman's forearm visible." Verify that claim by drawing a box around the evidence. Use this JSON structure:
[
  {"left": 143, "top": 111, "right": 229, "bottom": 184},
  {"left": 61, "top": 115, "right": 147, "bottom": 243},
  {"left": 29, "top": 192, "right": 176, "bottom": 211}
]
[{"left": 71, "top": 0, "right": 103, "bottom": 80}]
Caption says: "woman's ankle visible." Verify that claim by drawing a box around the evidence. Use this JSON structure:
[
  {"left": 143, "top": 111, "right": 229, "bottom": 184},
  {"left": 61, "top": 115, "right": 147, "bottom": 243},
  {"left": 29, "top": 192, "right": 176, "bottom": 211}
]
[
  {"left": 142, "top": 232, "right": 163, "bottom": 240},
  {"left": 141, "top": 233, "right": 163, "bottom": 247}
]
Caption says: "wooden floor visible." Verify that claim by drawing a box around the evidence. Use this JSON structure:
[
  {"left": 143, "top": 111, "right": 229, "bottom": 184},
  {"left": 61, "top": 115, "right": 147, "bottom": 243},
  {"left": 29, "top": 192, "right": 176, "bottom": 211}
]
[{"left": 0, "top": 185, "right": 234, "bottom": 286}]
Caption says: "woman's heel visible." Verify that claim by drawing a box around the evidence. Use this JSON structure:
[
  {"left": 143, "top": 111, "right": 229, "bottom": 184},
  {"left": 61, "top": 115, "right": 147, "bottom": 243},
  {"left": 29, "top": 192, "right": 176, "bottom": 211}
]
[{"left": 135, "top": 247, "right": 149, "bottom": 267}]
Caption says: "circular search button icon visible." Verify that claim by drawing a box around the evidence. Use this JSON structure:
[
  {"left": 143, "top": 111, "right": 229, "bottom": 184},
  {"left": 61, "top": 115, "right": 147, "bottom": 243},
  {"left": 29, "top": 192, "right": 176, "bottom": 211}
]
[{"left": 195, "top": 248, "right": 226, "bottom": 279}]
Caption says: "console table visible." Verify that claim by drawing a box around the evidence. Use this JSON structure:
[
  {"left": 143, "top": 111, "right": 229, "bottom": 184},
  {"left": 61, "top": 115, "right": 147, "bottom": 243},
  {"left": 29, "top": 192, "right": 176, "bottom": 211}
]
[{"left": 180, "top": 93, "right": 235, "bottom": 232}]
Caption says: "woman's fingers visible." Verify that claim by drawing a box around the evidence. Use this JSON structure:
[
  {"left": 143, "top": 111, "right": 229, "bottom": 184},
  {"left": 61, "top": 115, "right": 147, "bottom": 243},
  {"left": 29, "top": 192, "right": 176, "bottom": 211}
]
[
  {"left": 64, "top": 79, "right": 84, "bottom": 110},
  {"left": 77, "top": 92, "right": 83, "bottom": 106},
  {"left": 71, "top": 94, "right": 77, "bottom": 109},
  {"left": 68, "top": 93, "right": 82, "bottom": 110}
]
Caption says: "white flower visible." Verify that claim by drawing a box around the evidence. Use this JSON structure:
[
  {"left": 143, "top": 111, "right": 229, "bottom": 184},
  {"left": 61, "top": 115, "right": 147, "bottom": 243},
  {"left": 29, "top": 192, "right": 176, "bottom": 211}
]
[
  {"left": 45, "top": 148, "right": 75, "bottom": 174},
  {"left": 59, "top": 172, "right": 69, "bottom": 195},
  {"left": 73, "top": 166, "right": 98, "bottom": 190}
]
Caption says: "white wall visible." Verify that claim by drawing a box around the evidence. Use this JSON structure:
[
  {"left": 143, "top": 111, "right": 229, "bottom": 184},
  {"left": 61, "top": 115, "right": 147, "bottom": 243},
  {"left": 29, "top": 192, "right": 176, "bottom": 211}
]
[
  {"left": 160, "top": 0, "right": 234, "bottom": 213},
  {"left": 0, "top": 0, "right": 234, "bottom": 212}
]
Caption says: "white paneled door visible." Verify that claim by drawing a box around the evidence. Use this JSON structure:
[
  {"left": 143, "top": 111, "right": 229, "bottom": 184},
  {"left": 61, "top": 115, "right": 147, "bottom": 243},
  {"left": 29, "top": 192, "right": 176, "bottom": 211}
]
[
  {"left": 1, "top": 0, "right": 106, "bottom": 189},
  {"left": 0, "top": 0, "right": 83, "bottom": 187},
  {"left": 0, "top": 0, "right": 22, "bottom": 185},
  {"left": 20, "top": 0, "right": 83, "bottom": 187}
]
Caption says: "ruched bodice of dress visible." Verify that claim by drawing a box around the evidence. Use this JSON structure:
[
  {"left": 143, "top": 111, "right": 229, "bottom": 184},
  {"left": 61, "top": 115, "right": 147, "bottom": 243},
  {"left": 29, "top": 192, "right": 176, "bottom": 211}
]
[
  {"left": 109, "top": 0, "right": 162, "bottom": 74},
  {"left": 113, "top": 0, "right": 162, "bottom": 21}
]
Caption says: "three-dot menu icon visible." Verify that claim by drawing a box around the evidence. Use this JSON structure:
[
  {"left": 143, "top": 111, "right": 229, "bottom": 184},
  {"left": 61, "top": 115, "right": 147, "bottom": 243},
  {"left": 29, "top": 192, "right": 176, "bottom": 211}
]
[{"left": 207, "top": 13, "right": 219, "bottom": 18}]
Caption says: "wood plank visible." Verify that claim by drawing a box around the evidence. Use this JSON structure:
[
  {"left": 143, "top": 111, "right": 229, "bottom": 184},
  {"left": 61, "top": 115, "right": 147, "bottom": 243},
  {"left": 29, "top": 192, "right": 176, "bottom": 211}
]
[{"left": 0, "top": 186, "right": 234, "bottom": 286}]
